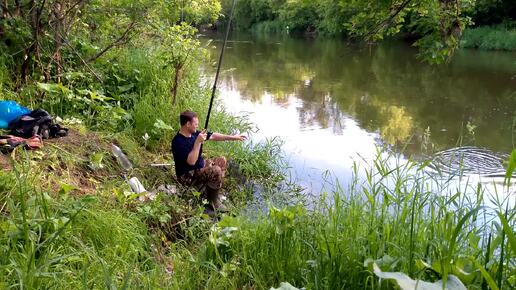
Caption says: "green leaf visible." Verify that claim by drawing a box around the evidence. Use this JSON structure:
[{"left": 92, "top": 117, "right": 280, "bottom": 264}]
[
  {"left": 37, "top": 82, "right": 59, "bottom": 93},
  {"left": 153, "top": 119, "right": 174, "bottom": 131},
  {"left": 192, "top": 191, "right": 201, "bottom": 198},
  {"left": 59, "top": 182, "right": 76, "bottom": 195},
  {"left": 470, "top": 258, "right": 499, "bottom": 290},
  {"left": 117, "top": 83, "right": 135, "bottom": 93},
  {"left": 498, "top": 211, "right": 516, "bottom": 257},
  {"left": 449, "top": 207, "right": 481, "bottom": 258},
  {"left": 89, "top": 152, "right": 105, "bottom": 170},
  {"left": 504, "top": 149, "right": 516, "bottom": 186}
]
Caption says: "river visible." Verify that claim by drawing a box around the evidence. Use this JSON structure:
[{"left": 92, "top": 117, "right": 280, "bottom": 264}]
[{"left": 205, "top": 32, "right": 516, "bottom": 200}]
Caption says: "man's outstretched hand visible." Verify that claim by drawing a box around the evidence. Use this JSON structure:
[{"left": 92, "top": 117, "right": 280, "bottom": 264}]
[{"left": 233, "top": 134, "right": 247, "bottom": 141}]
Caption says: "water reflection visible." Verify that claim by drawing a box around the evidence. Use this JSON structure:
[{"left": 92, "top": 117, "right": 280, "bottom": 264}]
[
  {"left": 205, "top": 32, "right": 516, "bottom": 196},
  {"left": 212, "top": 34, "right": 516, "bottom": 152}
]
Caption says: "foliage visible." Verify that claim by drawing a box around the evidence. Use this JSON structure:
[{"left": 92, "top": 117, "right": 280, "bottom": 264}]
[
  {"left": 468, "top": 0, "right": 516, "bottom": 26},
  {"left": 0, "top": 164, "right": 153, "bottom": 288},
  {"left": 0, "top": 118, "right": 288, "bottom": 288},
  {"left": 0, "top": 0, "right": 515, "bottom": 289},
  {"left": 224, "top": 0, "right": 516, "bottom": 61},
  {"left": 0, "top": 0, "right": 226, "bottom": 150},
  {"left": 460, "top": 24, "right": 516, "bottom": 50},
  {"left": 168, "top": 150, "right": 515, "bottom": 289}
]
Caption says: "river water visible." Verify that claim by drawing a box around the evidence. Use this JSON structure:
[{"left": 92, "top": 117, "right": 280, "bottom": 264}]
[{"left": 205, "top": 32, "right": 516, "bottom": 201}]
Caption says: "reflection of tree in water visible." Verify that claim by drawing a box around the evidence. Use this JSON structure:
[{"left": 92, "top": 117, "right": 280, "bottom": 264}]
[
  {"left": 211, "top": 35, "right": 516, "bottom": 152},
  {"left": 296, "top": 81, "right": 345, "bottom": 134},
  {"left": 379, "top": 105, "right": 414, "bottom": 145},
  {"left": 218, "top": 39, "right": 317, "bottom": 102}
]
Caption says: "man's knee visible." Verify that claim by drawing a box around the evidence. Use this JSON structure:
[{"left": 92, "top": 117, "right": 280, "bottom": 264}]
[
  {"left": 205, "top": 165, "right": 223, "bottom": 189},
  {"left": 213, "top": 156, "right": 227, "bottom": 171},
  {"left": 212, "top": 165, "right": 222, "bottom": 175}
]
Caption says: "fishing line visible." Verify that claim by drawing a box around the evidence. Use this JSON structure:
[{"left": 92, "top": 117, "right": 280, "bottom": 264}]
[{"left": 204, "top": 0, "right": 237, "bottom": 130}]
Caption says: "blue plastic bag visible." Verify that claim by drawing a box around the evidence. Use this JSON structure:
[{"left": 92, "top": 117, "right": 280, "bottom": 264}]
[{"left": 0, "top": 101, "right": 31, "bottom": 129}]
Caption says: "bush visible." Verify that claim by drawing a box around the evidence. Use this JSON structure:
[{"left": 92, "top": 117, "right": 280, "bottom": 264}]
[{"left": 460, "top": 25, "right": 516, "bottom": 50}]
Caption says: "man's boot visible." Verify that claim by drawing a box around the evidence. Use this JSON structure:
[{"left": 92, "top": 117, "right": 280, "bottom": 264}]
[{"left": 206, "top": 186, "right": 227, "bottom": 212}]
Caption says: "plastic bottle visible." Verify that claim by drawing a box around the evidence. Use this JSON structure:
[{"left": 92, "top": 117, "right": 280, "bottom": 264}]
[
  {"left": 128, "top": 177, "right": 146, "bottom": 194},
  {"left": 111, "top": 144, "right": 133, "bottom": 171}
]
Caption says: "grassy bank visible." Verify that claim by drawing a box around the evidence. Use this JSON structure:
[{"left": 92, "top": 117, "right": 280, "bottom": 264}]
[
  {"left": 0, "top": 121, "right": 286, "bottom": 288},
  {"left": 1, "top": 140, "right": 514, "bottom": 288},
  {"left": 460, "top": 25, "right": 516, "bottom": 51},
  {"left": 0, "top": 4, "right": 293, "bottom": 286},
  {"left": 169, "top": 153, "right": 516, "bottom": 289},
  {"left": 1, "top": 2, "right": 515, "bottom": 287}
]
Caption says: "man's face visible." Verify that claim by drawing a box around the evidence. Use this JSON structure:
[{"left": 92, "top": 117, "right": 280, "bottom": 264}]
[{"left": 186, "top": 117, "right": 199, "bottom": 133}]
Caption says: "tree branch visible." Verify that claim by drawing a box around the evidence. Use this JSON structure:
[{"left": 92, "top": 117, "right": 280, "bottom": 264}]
[
  {"left": 86, "top": 20, "right": 136, "bottom": 63},
  {"left": 1, "top": 1, "right": 12, "bottom": 18},
  {"left": 365, "top": 0, "right": 414, "bottom": 40},
  {"left": 62, "top": 0, "right": 84, "bottom": 19},
  {"left": 63, "top": 38, "right": 103, "bottom": 82}
]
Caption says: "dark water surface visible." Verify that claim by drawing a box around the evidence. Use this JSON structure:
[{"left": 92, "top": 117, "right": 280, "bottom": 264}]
[{"left": 205, "top": 32, "right": 516, "bottom": 194}]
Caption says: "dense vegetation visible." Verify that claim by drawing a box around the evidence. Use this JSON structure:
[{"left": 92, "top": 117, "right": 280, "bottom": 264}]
[
  {"left": 220, "top": 0, "right": 516, "bottom": 59},
  {"left": 0, "top": 0, "right": 515, "bottom": 289}
]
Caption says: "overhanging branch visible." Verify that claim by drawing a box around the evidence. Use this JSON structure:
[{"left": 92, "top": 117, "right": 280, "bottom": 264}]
[{"left": 86, "top": 20, "right": 136, "bottom": 63}]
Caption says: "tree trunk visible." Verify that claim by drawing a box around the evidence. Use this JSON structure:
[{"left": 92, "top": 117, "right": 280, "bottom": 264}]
[
  {"left": 21, "top": 0, "right": 45, "bottom": 84},
  {"left": 47, "top": 1, "right": 65, "bottom": 82},
  {"left": 171, "top": 65, "right": 183, "bottom": 106}
]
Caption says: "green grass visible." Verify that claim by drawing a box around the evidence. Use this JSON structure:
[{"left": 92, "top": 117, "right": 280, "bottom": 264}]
[
  {"left": 0, "top": 146, "right": 514, "bottom": 289},
  {"left": 0, "top": 113, "right": 289, "bottom": 289},
  {"left": 460, "top": 25, "right": 516, "bottom": 51},
  {"left": 168, "top": 151, "right": 516, "bottom": 289}
]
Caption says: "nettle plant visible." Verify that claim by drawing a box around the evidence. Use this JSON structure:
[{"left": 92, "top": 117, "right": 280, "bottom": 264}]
[{"left": 35, "top": 82, "right": 130, "bottom": 130}]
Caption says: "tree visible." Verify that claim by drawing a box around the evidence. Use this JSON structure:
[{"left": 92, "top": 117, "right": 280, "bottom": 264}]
[
  {"left": 0, "top": 0, "right": 152, "bottom": 86},
  {"left": 342, "top": 0, "right": 475, "bottom": 63},
  {"left": 227, "top": 0, "right": 481, "bottom": 63}
]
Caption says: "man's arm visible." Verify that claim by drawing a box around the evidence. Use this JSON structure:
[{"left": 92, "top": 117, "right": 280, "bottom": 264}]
[
  {"left": 186, "top": 130, "right": 207, "bottom": 166},
  {"left": 210, "top": 132, "right": 247, "bottom": 142},
  {"left": 186, "top": 142, "right": 202, "bottom": 166}
]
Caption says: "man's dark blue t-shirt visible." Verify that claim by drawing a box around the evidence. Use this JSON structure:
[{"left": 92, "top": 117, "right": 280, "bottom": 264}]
[{"left": 171, "top": 130, "right": 205, "bottom": 177}]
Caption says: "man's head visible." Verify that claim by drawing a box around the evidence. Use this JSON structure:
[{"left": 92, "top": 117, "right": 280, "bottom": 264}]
[{"left": 179, "top": 110, "right": 199, "bottom": 134}]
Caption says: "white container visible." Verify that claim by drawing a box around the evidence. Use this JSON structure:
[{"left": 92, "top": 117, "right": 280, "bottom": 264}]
[{"left": 128, "top": 177, "right": 146, "bottom": 194}]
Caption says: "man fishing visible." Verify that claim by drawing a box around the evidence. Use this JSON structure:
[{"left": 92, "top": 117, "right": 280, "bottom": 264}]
[{"left": 171, "top": 110, "right": 246, "bottom": 211}]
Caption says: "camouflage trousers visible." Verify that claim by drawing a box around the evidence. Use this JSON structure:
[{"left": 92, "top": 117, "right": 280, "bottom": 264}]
[{"left": 178, "top": 156, "right": 227, "bottom": 206}]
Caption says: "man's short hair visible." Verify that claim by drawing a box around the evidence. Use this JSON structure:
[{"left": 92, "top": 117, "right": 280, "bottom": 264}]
[{"left": 180, "top": 110, "right": 197, "bottom": 126}]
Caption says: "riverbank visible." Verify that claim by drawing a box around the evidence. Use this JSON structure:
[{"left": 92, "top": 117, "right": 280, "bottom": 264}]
[
  {"left": 243, "top": 22, "right": 516, "bottom": 52},
  {"left": 1, "top": 124, "right": 514, "bottom": 288},
  {"left": 0, "top": 117, "right": 287, "bottom": 288},
  {"left": 460, "top": 25, "right": 516, "bottom": 51}
]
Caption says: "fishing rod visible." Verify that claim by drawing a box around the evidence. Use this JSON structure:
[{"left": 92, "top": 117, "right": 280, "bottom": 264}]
[{"left": 204, "top": 0, "right": 237, "bottom": 131}]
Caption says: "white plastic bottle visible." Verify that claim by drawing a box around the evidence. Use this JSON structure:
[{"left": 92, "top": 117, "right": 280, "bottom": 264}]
[
  {"left": 111, "top": 144, "right": 133, "bottom": 171},
  {"left": 128, "top": 177, "right": 146, "bottom": 194}
]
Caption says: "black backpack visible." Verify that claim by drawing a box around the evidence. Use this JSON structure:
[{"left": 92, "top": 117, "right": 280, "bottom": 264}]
[{"left": 8, "top": 109, "right": 68, "bottom": 139}]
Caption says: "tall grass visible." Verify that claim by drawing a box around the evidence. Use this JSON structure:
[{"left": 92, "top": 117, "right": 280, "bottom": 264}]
[
  {"left": 460, "top": 25, "right": 516, "bottom": 51},
  {"left": 1, "top": 146, "right": 514, "bottom": 289},
  {"left": 0, "top": 153, "right": 166, "bottom": 289},
  {"left": 170, "top": 150, "right": 515, "bottom": 289},
  {"left": 0, "top": 121, "right": 289, "bottom": 289}
]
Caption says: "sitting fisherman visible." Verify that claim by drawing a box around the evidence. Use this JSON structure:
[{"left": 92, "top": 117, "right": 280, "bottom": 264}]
[{"left": 171, "top": 110, "right": 246, "bottom": 210}]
